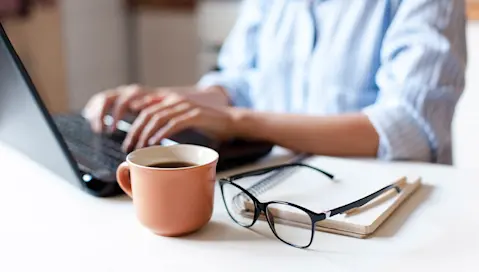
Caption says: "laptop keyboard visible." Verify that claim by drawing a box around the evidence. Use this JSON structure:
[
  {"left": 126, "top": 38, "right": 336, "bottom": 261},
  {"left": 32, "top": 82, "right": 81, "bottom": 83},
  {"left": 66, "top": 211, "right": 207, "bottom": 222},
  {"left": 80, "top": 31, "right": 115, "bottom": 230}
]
[{"left": 53, "top": 114, "right": 127, "bottom": 173}]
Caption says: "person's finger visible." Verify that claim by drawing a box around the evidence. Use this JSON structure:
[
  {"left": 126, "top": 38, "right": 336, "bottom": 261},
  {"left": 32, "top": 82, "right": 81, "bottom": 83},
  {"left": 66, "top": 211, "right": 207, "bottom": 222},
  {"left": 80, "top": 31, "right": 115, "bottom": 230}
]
[
  {"left": 122, "top": 105, "right": 162, "bottom": 152},
  {"left": 122, "top": 95, "right": 187, "bottom": 152},
  {"left": 148, "top": 109, "right": 201, "bottom": 145},
  {"left": 110, "top": 86, "right": 146, "bottom": 132},
  {"left": 95, "top": 94, "right": 117, "bottom": 133},
  {"left": 136, "top": 103, "right": 193, "bottom": 149},
  {"left": 130, "top": 93, "right": 165, "bottom": 111}
]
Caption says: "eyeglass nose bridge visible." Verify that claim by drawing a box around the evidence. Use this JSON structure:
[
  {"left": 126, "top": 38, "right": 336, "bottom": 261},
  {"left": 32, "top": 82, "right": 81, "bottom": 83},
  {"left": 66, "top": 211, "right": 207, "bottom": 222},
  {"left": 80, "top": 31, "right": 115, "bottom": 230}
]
[
  {"left": 251, "top": 202, "right": 277, "bottom": 232},
  {"left": 255, "top": 201, "right": 267, "bottom": 212},
  {"left": 249, "top": 201, "right": 266, "bottom": 224}
]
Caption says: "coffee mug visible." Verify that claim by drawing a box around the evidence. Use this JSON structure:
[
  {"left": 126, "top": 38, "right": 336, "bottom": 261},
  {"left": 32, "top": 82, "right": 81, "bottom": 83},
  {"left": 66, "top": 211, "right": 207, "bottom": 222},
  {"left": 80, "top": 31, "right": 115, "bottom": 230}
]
[{"left": 116, "top": 144, "right": 219, "bottom": 237}]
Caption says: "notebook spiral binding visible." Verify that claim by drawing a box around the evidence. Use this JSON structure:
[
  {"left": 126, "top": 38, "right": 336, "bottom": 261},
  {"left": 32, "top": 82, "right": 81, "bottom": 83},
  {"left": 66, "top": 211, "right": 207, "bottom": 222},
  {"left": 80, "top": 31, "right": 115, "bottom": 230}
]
[
  {"left": 232, "top": 168, "right": 298, "bottom": 211},
  {"left": 246, "top": 168, "right": 297, "bottom": 197},
  {"left": 231, "top": 154, "right": 309, "bottom": 209},
  {"left": 246, "top": 153, "right": 310, "bottom": 198}
]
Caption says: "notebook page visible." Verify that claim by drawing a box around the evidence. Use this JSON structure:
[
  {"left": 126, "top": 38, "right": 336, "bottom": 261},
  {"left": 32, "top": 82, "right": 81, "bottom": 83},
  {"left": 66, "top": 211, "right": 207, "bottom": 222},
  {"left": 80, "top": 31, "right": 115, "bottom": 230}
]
[{"left": 253, "top": 156, "right": 420, "bottom": 227}]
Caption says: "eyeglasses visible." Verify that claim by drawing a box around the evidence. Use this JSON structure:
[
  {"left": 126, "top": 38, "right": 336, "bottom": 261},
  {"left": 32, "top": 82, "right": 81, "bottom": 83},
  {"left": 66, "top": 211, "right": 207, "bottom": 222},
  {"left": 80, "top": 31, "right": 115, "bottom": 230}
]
[{"left": 218, "top": 163, "right": 402, "bottom": 249}]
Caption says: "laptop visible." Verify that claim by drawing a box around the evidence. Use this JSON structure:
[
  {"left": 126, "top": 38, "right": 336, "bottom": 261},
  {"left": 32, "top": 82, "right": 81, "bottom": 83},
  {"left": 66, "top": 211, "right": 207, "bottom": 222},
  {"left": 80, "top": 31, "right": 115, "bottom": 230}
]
[{"left": 0, "top": 24, "right": 273, "bottom": 197}]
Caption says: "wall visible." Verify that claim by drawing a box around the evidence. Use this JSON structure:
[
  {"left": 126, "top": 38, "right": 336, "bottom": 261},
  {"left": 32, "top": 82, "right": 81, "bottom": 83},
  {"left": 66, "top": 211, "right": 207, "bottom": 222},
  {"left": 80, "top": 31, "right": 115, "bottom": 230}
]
[
  {"left": 136, "top": 8, "right": 199, "bottom": 87},
  {"left": 60, "top": 0, "right": 130, "bottom": 111},
  {"left": 2, "top": 6, "right": 68, "bottom": 114},
  {"left": 61, "top": 2, "right": 203, "bottom": 108},
  {"left": 452, "top": 22, "right": 479, "bottom": 168},
  {"left": 135, "top": 1, "right": 240, "bottom": 88}
]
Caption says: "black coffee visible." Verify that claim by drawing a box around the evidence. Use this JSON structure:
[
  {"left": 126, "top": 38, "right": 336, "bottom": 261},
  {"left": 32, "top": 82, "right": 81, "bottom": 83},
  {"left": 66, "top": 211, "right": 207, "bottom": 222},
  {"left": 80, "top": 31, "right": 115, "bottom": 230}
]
[{"left": 147, "top": 161, "right": 197, "bottom": 169}]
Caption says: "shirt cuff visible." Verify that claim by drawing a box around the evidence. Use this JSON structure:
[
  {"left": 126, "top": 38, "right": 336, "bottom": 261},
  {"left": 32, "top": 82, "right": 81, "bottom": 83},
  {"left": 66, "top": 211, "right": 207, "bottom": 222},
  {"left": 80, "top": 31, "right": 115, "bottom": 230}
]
[
  {"left": 197, "top": 72, "right": 252, "bottom": 108},
  {"left": 362, "top": 103, "right": 433, "bottom": 162}
]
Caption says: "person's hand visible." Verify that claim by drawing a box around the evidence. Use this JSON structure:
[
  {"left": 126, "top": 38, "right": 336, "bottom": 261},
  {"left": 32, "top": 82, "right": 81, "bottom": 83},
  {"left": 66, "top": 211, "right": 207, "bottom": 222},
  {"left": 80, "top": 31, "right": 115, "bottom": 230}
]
[
  {"left": 121, "top": 92, "right": 237, "bottom": 152},
  {"left": 82, "top": 84, "right": 158, "bottom": 133}
]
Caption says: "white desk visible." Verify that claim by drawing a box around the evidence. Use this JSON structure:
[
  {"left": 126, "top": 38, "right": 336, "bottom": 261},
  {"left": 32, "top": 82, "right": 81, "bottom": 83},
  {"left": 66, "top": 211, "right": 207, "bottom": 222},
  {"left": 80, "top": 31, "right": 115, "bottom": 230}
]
[{"left": 1, "top": 142, "right": 479, "bottom": 272}]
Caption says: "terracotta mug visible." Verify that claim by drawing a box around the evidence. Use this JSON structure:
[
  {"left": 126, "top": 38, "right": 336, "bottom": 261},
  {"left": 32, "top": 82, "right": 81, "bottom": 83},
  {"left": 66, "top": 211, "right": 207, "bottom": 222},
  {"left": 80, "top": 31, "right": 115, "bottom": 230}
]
[{"left": 116, "top": 144, "right": 219, "bottom": 237}]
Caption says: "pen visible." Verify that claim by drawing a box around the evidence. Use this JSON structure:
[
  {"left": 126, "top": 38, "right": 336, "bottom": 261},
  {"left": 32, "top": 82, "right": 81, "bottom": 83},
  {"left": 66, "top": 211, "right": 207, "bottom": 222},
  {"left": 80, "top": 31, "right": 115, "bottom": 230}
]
[{"left": 344, "top": 177, "right": 407, "bottom": 216}]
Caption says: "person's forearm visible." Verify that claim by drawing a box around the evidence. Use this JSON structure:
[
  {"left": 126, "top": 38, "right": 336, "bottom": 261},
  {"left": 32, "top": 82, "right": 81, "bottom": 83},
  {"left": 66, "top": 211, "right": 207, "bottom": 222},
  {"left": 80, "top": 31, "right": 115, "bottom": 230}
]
[{"left": 232, "top": 110, "right": 379, "bottom": 157}]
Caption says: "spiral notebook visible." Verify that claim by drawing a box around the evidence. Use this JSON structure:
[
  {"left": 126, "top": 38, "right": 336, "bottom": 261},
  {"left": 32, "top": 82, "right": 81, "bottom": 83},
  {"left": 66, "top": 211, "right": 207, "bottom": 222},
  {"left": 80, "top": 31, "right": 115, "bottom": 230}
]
[{"left": 239, "top": 155, "right": 422, "bottom": 238}]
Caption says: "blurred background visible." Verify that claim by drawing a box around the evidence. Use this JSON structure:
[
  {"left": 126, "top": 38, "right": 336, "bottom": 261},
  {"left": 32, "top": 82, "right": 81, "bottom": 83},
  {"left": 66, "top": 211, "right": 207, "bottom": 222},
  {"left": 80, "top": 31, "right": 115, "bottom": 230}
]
[
  {"left": 1, "top": 0, "right": 479, "bottom": 168},
  {"left": 1, "top": 0, "right": 240, "bottom": 114}
]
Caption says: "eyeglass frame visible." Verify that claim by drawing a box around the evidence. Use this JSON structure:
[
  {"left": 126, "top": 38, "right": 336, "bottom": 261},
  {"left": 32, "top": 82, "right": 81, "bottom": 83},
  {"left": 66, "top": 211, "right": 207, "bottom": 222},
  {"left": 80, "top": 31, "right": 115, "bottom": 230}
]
[{"left": 218, "top": 163, "right": 402, "bottom": 249}]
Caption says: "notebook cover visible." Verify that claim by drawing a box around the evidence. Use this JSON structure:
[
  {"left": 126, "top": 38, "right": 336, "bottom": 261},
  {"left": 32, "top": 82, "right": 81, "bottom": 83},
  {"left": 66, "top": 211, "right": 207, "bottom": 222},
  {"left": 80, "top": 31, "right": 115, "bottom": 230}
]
[
  {"left": 247, "top": 177, "right": 421, "bottom": 238},
  {"left": 239, "top": 156, "right": 423, "bottom": 238}
]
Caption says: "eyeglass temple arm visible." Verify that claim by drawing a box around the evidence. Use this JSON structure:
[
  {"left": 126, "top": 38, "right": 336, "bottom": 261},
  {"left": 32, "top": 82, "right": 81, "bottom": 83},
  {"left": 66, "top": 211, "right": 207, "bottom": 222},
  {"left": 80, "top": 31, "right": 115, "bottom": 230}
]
[
  {"left": 228, "top": 163, "right": 334, "bottom": 181},
  {"left": 325, "top": 181, "right": 403, "bottom": 218}
]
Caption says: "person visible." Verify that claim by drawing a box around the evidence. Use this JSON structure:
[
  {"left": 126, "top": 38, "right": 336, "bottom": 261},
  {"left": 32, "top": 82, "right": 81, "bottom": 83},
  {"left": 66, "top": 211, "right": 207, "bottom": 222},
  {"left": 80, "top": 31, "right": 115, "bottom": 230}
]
[{"left": 83, "top": 0, "right": 467, "bottom": 165}]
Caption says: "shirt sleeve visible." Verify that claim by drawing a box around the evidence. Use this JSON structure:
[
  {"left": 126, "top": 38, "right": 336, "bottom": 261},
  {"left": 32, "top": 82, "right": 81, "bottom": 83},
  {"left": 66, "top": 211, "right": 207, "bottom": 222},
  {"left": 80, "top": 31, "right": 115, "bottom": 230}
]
[
  {"left": 197, "top": 0, "right": 266, "bottom": 108},
  {"left": 362, "top": 0, "right": 467, "bottom": 164}
]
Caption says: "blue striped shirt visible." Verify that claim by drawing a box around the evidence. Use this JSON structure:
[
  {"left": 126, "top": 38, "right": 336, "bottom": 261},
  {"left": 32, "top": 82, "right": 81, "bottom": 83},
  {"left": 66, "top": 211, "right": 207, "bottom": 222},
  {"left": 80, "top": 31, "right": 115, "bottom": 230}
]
[{"left": 198, "top": 0, "right": 467, "bottom": 164}]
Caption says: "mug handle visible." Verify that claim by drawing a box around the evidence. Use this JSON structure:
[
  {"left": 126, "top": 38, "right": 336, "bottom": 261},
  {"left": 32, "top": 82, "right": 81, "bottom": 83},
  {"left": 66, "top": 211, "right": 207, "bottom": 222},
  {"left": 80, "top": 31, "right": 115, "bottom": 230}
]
[{"left": 116, "top": 162, "right": 133, "bottom": 198}]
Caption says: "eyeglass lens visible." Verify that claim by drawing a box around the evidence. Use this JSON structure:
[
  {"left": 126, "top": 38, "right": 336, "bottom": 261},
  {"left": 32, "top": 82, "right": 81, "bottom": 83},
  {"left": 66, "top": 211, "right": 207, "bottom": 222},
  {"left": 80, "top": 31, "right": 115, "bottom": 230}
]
[
  {"left": 265, "top": 203, "right": 314, "bottom": 247},
  {"left": 221, "top": 182, "right": 256, "bottom": 227},
  {"left": 222, "top": 182, "right": 315, "bottom": 247}
]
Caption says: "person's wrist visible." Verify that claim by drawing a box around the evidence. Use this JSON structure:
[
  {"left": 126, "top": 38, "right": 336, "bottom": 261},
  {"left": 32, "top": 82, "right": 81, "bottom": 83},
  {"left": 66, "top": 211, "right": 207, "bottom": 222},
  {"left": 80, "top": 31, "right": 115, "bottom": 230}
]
[
  {"left": 227, "top": 107, "right": 251, "bottom": 138},
  {"left": 201, "top": 85, "right": 231, "bottom": 106},
  {"left": 186, "top": 85, "right": 230, "bottom": 107},
  {"left": 206, "top": 85, "right": 226, "bottom": 95}
]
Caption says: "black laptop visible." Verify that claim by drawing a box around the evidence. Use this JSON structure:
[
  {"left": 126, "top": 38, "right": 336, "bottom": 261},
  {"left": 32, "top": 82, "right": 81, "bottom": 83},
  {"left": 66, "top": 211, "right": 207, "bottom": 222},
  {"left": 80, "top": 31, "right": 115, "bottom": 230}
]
[{"left": 0, "top": 24, "right": 273, "bottom": 197}]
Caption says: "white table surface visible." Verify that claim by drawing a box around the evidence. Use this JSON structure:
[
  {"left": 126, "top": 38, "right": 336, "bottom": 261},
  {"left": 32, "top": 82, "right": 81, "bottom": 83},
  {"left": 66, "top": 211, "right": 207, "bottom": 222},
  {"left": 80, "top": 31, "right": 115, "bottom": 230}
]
[{"left": 1, "top": 141, "right": 479, "bottom": 272}]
